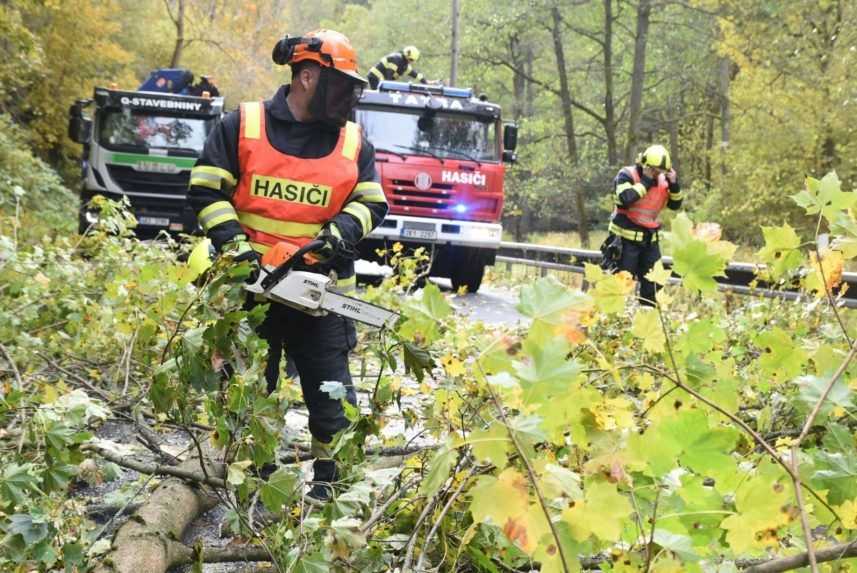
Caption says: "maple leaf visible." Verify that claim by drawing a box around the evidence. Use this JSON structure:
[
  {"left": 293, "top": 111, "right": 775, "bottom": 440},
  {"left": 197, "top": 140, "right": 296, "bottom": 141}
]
[
  {"left": 584, "top": 264, "right": 635, "bottom": 314},
  {"left": 805, "top": 247, "right": 844, "bottom": 295},
  {"left": 756, "top": 224, "right": 803, "bottom": 281},
  {"left": 836, "top": 498, "right": 857, "bottom": 529},
  {"left": 562, "top": 478, "right": 632, "bottom": 542},
  {"left": 791, "top": 171, "right": 857, "bottom": 223},
  {"left": 667, "top": 214, "right": 731, "bottom": 293},
  {"left": 631, "top": 308, "right": 665, "bottom": 353},
  {"left": 755, "top": 328, "right": 807, "bottom": 383},
  {"left": 645, "top": 260, "right": 672, "bottom": 286},
  {"left": 468, "top": 423, "right": 510, "bottom": 469}
]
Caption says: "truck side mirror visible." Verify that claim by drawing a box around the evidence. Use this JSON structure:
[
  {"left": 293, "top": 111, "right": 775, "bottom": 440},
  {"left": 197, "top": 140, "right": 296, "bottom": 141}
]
[
  {"left": 503, "top": 122, "right": 518, "bottom": 152},
  {"left": 502, "top": 150, "right": 517, "bottom": 163},
  {"left": 68, "top": 100, "right": 92, "bottom": 144}
]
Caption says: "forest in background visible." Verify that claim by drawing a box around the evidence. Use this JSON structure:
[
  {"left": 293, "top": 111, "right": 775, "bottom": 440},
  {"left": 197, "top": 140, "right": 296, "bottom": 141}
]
[{"left": 1, "top": 0, "right": 856, "bottom": 245}]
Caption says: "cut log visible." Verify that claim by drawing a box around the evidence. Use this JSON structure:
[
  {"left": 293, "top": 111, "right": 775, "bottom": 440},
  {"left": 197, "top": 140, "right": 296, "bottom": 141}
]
[{"left": 92, "top": 451, "right": 223, "bottom": 573}]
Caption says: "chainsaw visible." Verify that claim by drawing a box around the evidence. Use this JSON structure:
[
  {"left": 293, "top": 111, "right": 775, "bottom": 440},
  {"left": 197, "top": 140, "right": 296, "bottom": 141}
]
[{"left": 244, "top": 239, "right": 398, "bottom": 329}]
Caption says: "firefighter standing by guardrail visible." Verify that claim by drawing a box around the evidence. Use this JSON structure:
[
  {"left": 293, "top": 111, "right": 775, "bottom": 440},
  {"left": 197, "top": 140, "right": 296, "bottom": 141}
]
[
  {"left": 601, "top": 144, "right": 683, "bottom": 306},
  {"left": 367, "top": 46, "right": 428, "bottom": 89},
  {"left": 187, "top": 29, "right": 388, "bottom": 504}
]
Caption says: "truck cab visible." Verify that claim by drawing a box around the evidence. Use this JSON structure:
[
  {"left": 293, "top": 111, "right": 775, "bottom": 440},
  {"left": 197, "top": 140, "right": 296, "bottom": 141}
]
[
  {"left": 355, "top": 81, "right": 517, "bottom": 292},
  {"left": 68, "top": 70, "right": 224, "bottom": 236}
]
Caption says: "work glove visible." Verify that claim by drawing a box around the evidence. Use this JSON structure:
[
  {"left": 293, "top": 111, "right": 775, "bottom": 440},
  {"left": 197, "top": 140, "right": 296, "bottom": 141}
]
[
  {"left": 312, "top": 228, "right": 356, "bottom": 264},
  {"left": 666, "top": 169, "right": 680, "bottom": 194},
  {"left": 223, "top": 235, "right": 261, "bottom": 282}
]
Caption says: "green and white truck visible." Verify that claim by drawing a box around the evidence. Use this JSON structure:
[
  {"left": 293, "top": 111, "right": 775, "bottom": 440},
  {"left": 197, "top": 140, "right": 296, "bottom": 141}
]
[{"left": 68, "top": 71, "right": 224, "bottom": 236}]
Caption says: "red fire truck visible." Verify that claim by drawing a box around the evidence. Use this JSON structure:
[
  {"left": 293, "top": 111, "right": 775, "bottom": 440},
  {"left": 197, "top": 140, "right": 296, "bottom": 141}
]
[{"left": 355, "top": 81, "right": 518, "bottom": 293}]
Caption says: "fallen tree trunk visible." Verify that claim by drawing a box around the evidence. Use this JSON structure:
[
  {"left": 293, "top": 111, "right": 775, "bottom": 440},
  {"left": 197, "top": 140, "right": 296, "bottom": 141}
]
[{"left": 92, "top": 449, "right": 224, "bottom": 573}]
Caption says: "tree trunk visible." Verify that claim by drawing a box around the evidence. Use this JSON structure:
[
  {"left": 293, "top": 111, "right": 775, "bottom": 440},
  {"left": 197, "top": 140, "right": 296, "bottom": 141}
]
[
  {"left": 168, "top": 0, "right": 185, "bottom": 68},
  {"left": 668, "top": 96, "right": 680, "bottom": 174},
  {"left": 624, "top": 0, "right": 651, "bottom": 163},
  {"left": 550, "top": 5, "right": 589, "bottom": 247},
  {"left": 718, "top": 57, "right": 732, "bottom": 176},
  {"left": 603, "top": 0, "right": 618, "bottom": 166},
  {"left": 450, "top": 0, "right": 461, "bottom": 85},
  {"left": 92, "top": 452, "right": 223, "bottom": 573}
]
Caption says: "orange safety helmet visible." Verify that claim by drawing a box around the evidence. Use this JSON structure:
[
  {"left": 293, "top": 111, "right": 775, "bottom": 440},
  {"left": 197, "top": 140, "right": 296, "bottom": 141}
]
[{"left": 272, "top": 29, "right": 367, "bottom": 84}]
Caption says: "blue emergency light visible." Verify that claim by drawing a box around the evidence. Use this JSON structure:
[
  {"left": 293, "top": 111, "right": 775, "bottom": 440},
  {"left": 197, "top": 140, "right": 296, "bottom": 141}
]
[{"left": 378, "top": 81, "right": 473, "bottom": 99}]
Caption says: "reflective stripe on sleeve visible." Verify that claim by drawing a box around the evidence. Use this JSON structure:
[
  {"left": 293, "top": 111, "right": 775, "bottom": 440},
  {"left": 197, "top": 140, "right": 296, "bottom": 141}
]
[
  {"left": 348, "top": 181, "right": 387, "bottom": 203},
  {"left": 328, "top": 223, "right": 343, "bottom": 240},
  {"left": 237, "top": 211, "right": 323, "bottom": 238},
  {"left": 342, "top": 122, "right": 360, "bottom": 161},
  {"left": 382, "top": 58, "right": 398, "bottom": 72},
  {"left": 669, "top": 191, "right": 684, "bottom": 200},
  {"left": 243, "top": 102, "right": 262, "bottom": 140},
  {"left": 190, "top": 165, "right": 237, "bottom": 191},
  {"left": 198, "top": 201, "right": 239, "bottom": 231},
  {"left": 369, "top": 67, "right": 385, "bottom": 80},
  {"left": 342, "top": 202, "right": 373, "bottom": 236},
  {"left": 616, "top": 182, "right": 647, "bottom": 198}
]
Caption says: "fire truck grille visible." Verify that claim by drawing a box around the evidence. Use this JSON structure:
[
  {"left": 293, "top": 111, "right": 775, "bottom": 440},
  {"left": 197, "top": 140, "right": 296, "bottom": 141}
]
[
  {"left": 389, "top": 179, "right": 455, "bottom": 210},
  {"left": 107, "top": 165, "right": 190, "bottom": 195}
]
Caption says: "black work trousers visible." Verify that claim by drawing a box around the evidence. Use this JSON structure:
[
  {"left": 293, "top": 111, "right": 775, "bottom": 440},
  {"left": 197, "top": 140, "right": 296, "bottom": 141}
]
[
  {"left": 252, "top": 299, "right": 358, "bottom": 443},
  {"left": 618, "top": 236, "right": 661, "bottom": 307}
]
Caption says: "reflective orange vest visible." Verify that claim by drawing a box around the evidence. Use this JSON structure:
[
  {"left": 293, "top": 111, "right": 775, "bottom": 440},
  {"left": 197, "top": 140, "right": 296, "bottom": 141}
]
[
  {"left": 233, "top": 101, "right": 362, "bottom": 252},
  {"left": 615, "top": 165, "right": 668, "bottom": 229}
]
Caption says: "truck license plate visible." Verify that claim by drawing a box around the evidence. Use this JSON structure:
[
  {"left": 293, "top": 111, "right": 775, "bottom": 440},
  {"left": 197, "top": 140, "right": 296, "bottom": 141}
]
[
  {"left": 401, "top": 228, "right": 437, "bottom": 240},
  {"left": 138, "top": 216, "right": 170, "bottom": 227}
]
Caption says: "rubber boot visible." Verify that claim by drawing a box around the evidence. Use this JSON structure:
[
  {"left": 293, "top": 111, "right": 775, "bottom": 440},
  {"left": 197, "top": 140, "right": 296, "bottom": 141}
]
[{"left": 306, "top": 459, "right": 338, "bottom": 505}]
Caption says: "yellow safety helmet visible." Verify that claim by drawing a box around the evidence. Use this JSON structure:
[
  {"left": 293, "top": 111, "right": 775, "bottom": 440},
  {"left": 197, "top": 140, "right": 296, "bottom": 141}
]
[
  {"left": 637, "top": 144, "right": 671, "bottom": 171},
  {"left": 403, "top": 46, "right": 420, "bottom": 62},
  {"left": 187, "top": 237, "right": 215, "bottom": 281}
]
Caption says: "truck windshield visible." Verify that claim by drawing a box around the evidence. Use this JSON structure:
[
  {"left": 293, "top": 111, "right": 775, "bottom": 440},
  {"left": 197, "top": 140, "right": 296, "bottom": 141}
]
[
  {"left": 98, "top": 109, "right": 213, "bottom": 153},
  {"left": 356, "top": 107, "right": 499, "bottom": 162}
]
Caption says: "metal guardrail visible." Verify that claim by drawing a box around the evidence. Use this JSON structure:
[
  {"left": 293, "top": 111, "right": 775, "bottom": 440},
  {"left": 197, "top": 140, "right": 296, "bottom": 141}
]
[{"left": 496, "top": 241, "right": 857, "bottom": 308}]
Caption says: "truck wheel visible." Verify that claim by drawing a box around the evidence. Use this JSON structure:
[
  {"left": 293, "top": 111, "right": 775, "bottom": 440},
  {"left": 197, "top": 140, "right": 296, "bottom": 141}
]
[{"left": 451, "top": 262, "right": 484, "bottom": 294}]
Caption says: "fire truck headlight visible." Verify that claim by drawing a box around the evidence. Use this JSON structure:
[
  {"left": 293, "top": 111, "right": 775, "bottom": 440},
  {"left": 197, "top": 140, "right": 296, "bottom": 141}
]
[{"left": 454, "top": 204, "right": 468, "bottom": 214}]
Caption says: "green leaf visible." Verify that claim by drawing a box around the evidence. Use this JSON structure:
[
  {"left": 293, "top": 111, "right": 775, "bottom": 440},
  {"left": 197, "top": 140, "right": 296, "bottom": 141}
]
[
  {"left": 420, "top": 439, "right": 456, "bottom": 496},
  {"left": 517, "top": 277, "right": 591, "bottom": 325},
  {"left": 468, "top": 423, "right": 510, "bottom": 469},
  {"left": 0, "top": 463, "right": 40, "bottom": 507},
  {"left": 757, "top": 224, "right": 803, "bottom": 281},
  {"left": 755, "top": 328, "right": 808, "bottom": 383},
  {"left": 260, "top": 468, "right": 299, "bottom": 512},
  {"left": 5, "top": 513, "right": 50, "bottom": 544},
  {"left": 562, "top": 478, "right": 632, "bottom": 542},
  {"left": 791, "top": 171, "right": 856, "bottom": 222},
  {"left": 631, "top": 308, "right": 665, "bottom": 353},
  {"left": 403, "top": 342, "right": 434, "bottom": 383}
]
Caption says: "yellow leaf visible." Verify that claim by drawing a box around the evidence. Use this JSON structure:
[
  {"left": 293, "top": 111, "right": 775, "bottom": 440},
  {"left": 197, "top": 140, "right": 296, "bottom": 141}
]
[
  {"left": 41, "top": 384, "right": 59, "bottom": 404},
  {"left": 34, "top": 272, "right": 50, "bottom": 287},
  {"left": 645, "top": 260, "right": 672, "bottom": 286},
  {"left": 631, "top": 308, "right": 665, "bottom": 353},
  {"left": 469, "top": 468, "right": 529, "bottom": 527},
  {"left": 562, "top": 479, "right": 632, "bottom": 542},
  {"left": 836, "top": 499, "right": 857, "bottom": 530}
]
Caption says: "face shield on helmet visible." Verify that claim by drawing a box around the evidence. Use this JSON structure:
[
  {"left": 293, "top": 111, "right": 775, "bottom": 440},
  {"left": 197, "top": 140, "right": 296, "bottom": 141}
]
[{"left": 309, "top": 67, "right": 365, "bottom": 129}]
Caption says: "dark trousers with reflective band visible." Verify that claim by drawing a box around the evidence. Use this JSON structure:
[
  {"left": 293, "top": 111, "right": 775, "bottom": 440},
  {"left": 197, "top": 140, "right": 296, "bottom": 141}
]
[
  {"left": 251, "top": 298, "right": 358, "bottom": 443},
  {"left": 618, "top": 235, "right": 661, "bottom": 307}
]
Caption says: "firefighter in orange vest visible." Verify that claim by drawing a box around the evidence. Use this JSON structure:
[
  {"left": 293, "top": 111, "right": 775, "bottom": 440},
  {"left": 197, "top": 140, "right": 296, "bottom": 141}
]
[
  {"left": 187, "top": 30, "right": 388, "bottom": 503},
  {"left": 603, "top": 144, "right": 682, "bottom": 306}
]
